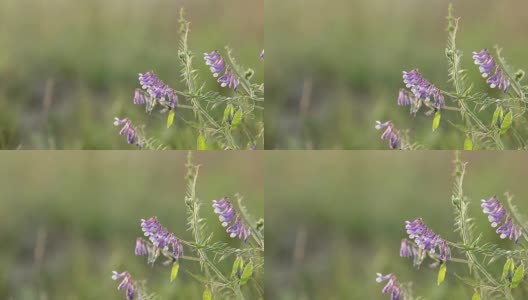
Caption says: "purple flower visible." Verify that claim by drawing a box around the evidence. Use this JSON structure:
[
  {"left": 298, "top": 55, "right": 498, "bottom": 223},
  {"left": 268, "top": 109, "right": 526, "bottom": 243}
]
[
  {"left": 402, "top": 69, "right": 444, "bottom": 109},
  {"left": 135, "top": 238, "right": 148, "bottom": 256},
  {"left": 133, "top": 89, "right": 145, "bottom": 105},
  {"left": 112, "top": 271, "right": 138, "bottom": 300},
  {"left": 496, "top": 217, "right": 522, "bottom": 243},
  {"left": 405, "top": 218, "right": 450, "bottom": 262},
  {"left": 473, "top": 49, "right": 496, "bottom": 78},
  {"left": 397, "top": 88, "right": 411, "bottom": 106},
  {"left": 114, "top": 117, "right": 139, "bottom": 145},
  {"left": 376, "top": 273, "right": 402, "bottom": 300},
  {"left": 481, "top": 195, "right": 506, "bottom": 227},
  {"left": 375, "top": 121, "right": 400, "bottom": 149},
  {"left": 487, "top": 68, "right": 510, "bottom": 93},
  {"left": 212, "top": 197, "right": 251, "bottom": 242},
  {"left": 140, "top": 217, "right": 183, "bottom": 259},
  {"left": 204, "top": 50, "right": 225, "bottom": 77},
  {"left": 473, "top": 49, "right": 510, "bottom": 93},
  {"left": 139, "top": 71, "right": 169, "bottom": 98},
  {"left": 204, "top": 50, "right": 240, "bottom": 91},
  {"left": 399, "top": 239, "right": 413, "bottom": 257},
  {"left": 260, "top": 49, "right": 264, "bottom": 61}
]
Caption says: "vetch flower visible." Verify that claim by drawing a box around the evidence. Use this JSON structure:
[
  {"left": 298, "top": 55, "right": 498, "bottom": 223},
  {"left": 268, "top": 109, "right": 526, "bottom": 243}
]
[
  {"left": 112, "top": 271, "right": 138, "bottom": 300},
  {"left": 405, "top": 218, "right": 450, "bottom": 262},
  {"left": 472, "top": 49, "right": 510, "bottom": 93},
  {"left": 135, "top": 238, "right": 148, "bottom": 256},
  {"left": 399, "top": 239, "right": 413, "bottom": 257},
  {"left": 133, "top": 89, "right": 145, "bottom": 105},
  {"left": 260, "top": 49, "right": 264, "bottom": 61},
  {"left": 204, "top": 50, "right": 239, "bottom": 91},
  {"left": 375, "top": 121, "right": 400, "bottom": 149},
  {"left": 397, "top": 88, "right": 411, "bottom": 106},
  {"left": 212, "top": 197, "right": 251, "bottom": 242},
  {"left": 402, "top": 69, "right": 444, "bottom": 109},
  {"left": 114, "top": 117, "right": 139, "bottom": 145},
  {"left": 138, "top": 71, "right": 177, "bottom": 109},
  {"left": 376, "top": 273, "right": 402, "bottom": 300},
  {"left": 496, "top": 216, "right": 522, "bottom": 243},
  {"left": 481, "top": 195, "right": 506, "bottom": 227},
  {"left": 473, "top": 49, "right": 495, "bottom": 78},
  {"left": 140, "top": 217, "right": 183, "bottom": 259}
]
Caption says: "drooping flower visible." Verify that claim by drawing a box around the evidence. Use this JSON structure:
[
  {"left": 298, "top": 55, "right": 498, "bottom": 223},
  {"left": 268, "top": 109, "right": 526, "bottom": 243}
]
[
  {"left": 114, "top": 117, "right": 139, "bottom": 145},
  {"left": 133, "top": 89, "right": 145, "bottom": 105},
  {"left": 376, "top": 273, "right": 402, "bottom": 300},
  {"left": 402, "top": 69, "right": 444, "bottom": 109},
  {"left": 399, "top": 239, "right": 413, "bottom": 257},
  {"left": 397, "top": 88, "right": 411, "bottom": 106},
  {"left": 260, "top": 49, "right": 264, "bottom": 61},
  {"left": 140, "top": 217, "right": 183, "bottom": 259},
  {"left": 137, "top": 71, "right": 177, "bottom": 109},
  {"left": 472, "top": 49, "right": 510, "bottom": 93},
  {"left": 135, "top": 238, "right": 148, "bottom": 256},
  {"left": 496, "top": 216, "right": 522, "bottom": 243},
  {"left": 405, "top": 218, "right": 450, "bottom": 262},
  {"left": 212, "top": 197, "right": 251, "bottom": 242},
  {"left": 204, "top": 50, "right": 239, "bottom": 91},
  {"left": 375, "top": 121, "right": 400, "bottom": 150},
  {"left": 487, "top": 68, "right": 510, "bottom": 93},
  {"left": 481, "top": 195, "right": 506, "bottom": 227},
  {"left": 112, "top": 271, "right": 138, "bottom": 300},
  {"left": 472, "top": 49, "right": 496, "bottom": 78}
]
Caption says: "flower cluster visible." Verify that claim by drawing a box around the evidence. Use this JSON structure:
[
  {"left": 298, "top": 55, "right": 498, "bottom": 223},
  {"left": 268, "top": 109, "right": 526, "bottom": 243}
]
[
  {"left": 138, "top": 71, "right": 178, "bottom": 110},
  {"left": 212, "top": 197, "right": 251, "bottom": 242},
  {"left": 402, "top": 69, "right": 444, "bottom": 109},
  {"left": 405, "top": 218, "right": 450, "bottom": 262},
  {"left": 204, "top": 50, "right": 240, "bottom": 91},
  {"left": 375, "top": 121, "right": 400, "bottom": 149},
  {"left": 112, "top": 271, "right": 139, "bottom": 300},
  {"left": 140, "top": 217, "right": 184, "bottom": 259},
  {"left": 376, "top": 273, "right": 402, "bottom": 300},
  {"left": 481, "top": 195, "right": 522, "bottom": 243},
  {"left": 114, "top": 117, "right": 141, "bottom": 146},
  {"left": 473, "top": 49, "right": 510, "bottom": 93}
]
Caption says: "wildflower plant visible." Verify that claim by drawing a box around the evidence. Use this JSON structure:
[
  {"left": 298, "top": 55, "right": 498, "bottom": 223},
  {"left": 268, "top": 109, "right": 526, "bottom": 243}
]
[
  {"left": 376, "top": 152, "right": 528, "bottom": 300},
  {"left": 114, "top": 9, "right": 264, "bottom": 150},
  {"left": 111, "top": 153, "right": 264, "bottom": 299},
  {"left": 375, "top": 4, "right": 528, "bottom": 150}
]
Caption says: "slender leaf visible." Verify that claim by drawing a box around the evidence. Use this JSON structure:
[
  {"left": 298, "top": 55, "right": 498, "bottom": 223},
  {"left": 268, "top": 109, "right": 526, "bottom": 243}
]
[
  {"left": 500, "top": 111, "right": 513, "bottom": 135},
  {"left": 463, "top": 136, "right": 473, "bottom": 150},
  {"left": 492, "top": 106, "right": 501, "bottom": 127},
  {"left": 471, "top": 291, "right": 480, "bottom": 300},
  {"left": 167, "top": 110, "right": 175, "bottom": 128},
  {"left": 197, "top": 134, "right": 206, "bottom": 150},
  {"left": 203, "top": 287, "right": 212, "bottom": 300},
  {"left": 512, "top": 263, "right": 524, "bottom": 288},
  {"left": 223, "top": 104, "right": 234, "bottom": 123},
  {"left": 503, "top": 258, "right": 513, "bottom": 281},
  {"left": 432, "top": 111, "right": 441, "bottom": 132},
  {"left": 231, "top": 257, "right": 242, "bottom": 278},
  {"left": 232, "top": 110, "right": 242, "bottom": 129},
  {"left": 170, "top": 261, "right": 179, "bottom": 282},
  {"left": 240, "top": 261, "right": 253, "bottom": 285},
  {"left": 437, "top": 264, "right": 447, "bottom": 286}
]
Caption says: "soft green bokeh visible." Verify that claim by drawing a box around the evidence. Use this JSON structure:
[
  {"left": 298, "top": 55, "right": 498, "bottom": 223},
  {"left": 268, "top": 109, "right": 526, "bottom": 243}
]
[
  {"left": 266, "top": 151, "right": 528, "bottom": 299},
  {"left": 266, "top": 0, "right": 528, "bottom": 149},
  {"left": 0, "top": 0, "right": 263, "bottom": 149},
  {"left": 0, "top": 151, "right": 263, "bottom": 299}
]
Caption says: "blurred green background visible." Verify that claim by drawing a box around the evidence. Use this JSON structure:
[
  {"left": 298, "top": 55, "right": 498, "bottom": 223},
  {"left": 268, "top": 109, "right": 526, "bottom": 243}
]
[
  {"left": 0, "top": 0, "right": 263, "bottom": 149},
  {"left": 0, "top": 151, "right": 263, "bottom": 299},
  {"left": 265, "top": 0, "right": 528, "bottom": 149},
  {"left": 266, "top": 151, "right": 528, "bottom": 299}
]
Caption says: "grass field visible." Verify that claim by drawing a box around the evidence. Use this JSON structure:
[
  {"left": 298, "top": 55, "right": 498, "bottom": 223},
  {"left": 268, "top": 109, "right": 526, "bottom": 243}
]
[
  {"left": 0, "top": 0, "right": 263, "bottom": 149},
  {"left": 266, "top": 151, "right": 528, "bottom": 299},
  {"left": 265, "top": 0, "right": 528, "bottom": 149},
  {"left": 0, "top": 151, "right": 263, "bottom": 299}
]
